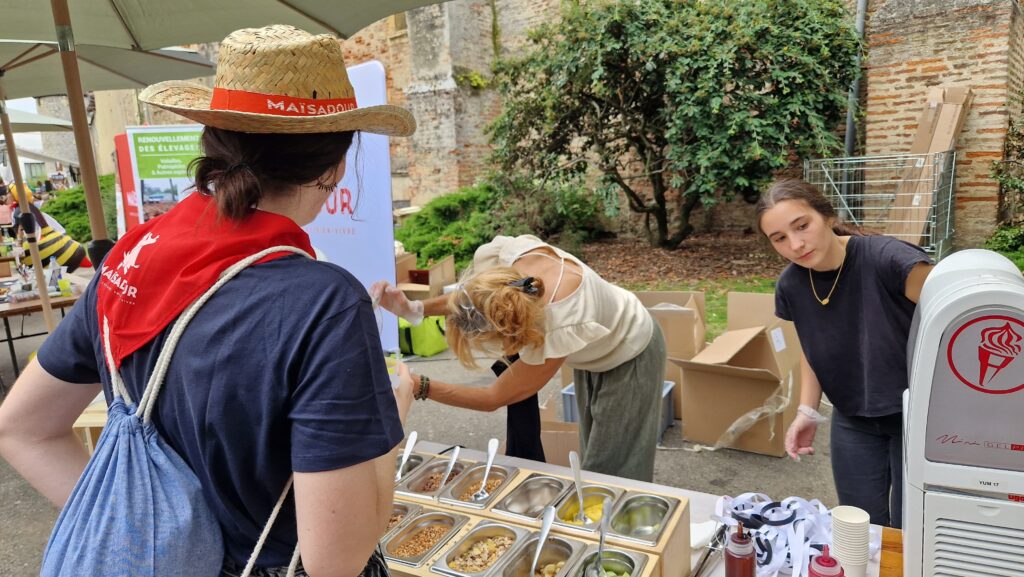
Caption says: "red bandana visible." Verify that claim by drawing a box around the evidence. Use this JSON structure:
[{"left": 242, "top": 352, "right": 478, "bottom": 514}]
[{"left": 97, "top": 193, "right": 314, "bottom": 368}]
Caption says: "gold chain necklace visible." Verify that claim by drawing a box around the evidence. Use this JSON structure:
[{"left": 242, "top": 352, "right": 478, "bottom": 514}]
[{"left": 809, "top": 258, "right": 845, "bottom": 306}]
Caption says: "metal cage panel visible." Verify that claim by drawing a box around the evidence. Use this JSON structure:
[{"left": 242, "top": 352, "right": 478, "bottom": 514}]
[{"left": 804, "top": 151, "right": 956, "bottom": 260}]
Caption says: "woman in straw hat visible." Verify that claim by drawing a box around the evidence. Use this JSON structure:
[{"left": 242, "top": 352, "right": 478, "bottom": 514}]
[
  {"left": 0, "top": 25, "right": 416, "bottom": 577},
  {"left": 373, "top": 234, "right": 666, "bottom": 482}
]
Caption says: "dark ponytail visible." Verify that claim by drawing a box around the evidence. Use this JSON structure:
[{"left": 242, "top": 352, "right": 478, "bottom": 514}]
[
  {"left": 191, "top": 127, "right": 355, "bottom": 221},
  {"left": 754, "top": 178, "right": 869, "bottom": 237}
]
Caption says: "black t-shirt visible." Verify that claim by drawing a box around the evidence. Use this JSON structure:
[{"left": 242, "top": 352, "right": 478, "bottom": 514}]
[{"left": 775, "top": 235, "right": 932, "bottom": 417}]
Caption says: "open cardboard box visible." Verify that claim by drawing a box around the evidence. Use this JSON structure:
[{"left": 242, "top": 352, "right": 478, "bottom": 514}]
[
  {"left": 538, "top": 393, "right": 580, "bottom": 468},
  {"left": 634, "top": 291, "right": 706, "bottom": 417},
  {"left": 396, "top": 254, "right": 456, "bottom": 301},
  {"left": 559, "top": 291, "right": 705, "bottom": 421},
  {"left": 670, "top": 292, "right": 801, "bottom": 457}
]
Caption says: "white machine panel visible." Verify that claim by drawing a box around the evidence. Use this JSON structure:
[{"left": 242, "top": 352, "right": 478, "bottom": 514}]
[
  {"left": 925, "top": 306, "right": 1024, "bottom": 473},
  {"left": 924, "top": 490, "right": 1024, "bottom": 576},
  {"left": 904, "top": 250, "right": 1024, "bottom": 577}
]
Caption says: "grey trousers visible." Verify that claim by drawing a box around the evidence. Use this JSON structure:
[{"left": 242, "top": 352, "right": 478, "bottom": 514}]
[{"left": 573, "top": 323, "right": 665, "bottom": 482}]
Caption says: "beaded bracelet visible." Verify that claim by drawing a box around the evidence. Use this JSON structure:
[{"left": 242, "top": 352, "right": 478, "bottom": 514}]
[{"left": 416, "top": 375, "right": 431, "bottom": 400}]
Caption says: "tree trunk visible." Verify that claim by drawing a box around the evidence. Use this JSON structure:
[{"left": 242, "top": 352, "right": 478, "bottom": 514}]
[
  {"left": 650, "top": 170, "right": 670, "bottom": 248},
  {"left": 665, "top": 192, "right": 700, "bottom": 249}
]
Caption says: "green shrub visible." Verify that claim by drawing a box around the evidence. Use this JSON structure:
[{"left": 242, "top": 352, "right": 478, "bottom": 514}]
[
  {"left": 43, "top": 174, "right": 118, "bottom": 243},
  {"left": 983, "top": 225, "right": 1024, "bottom": 271},
  {"left": 396, "top": 176, "right": 607, "bottom": 270},
  {"left": 984, "top": 224, "right": 1024, "bottom": 253},
  {"left": 396, "top": 183, "right": 500, "bottom": 270}
]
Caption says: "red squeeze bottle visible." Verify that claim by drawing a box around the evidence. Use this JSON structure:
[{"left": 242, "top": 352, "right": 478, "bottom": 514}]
[
  {"left": 724, "top": 523, "right": 756, "bottom": 577},
  {"left": 808, "top": 545, "right": 845, "bottom": 577}
]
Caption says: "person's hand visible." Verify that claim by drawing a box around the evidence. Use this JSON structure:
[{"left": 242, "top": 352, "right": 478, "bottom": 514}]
[
  {"left": 394, "top": 362, "right": 415, "bottom": 424},
  {"left": 369, "top": 281, "right": 424, "bottom": 325},
  {"left": 785, "top": 405, "right": 826, "bottom": 461}
]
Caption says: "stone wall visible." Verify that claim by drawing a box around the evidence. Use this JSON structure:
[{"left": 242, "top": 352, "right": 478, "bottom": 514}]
[{"left": 37, "top": 96, "right": 78, "bottom": 177}]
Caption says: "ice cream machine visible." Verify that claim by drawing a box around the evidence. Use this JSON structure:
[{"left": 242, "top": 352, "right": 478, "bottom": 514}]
[{"left": 904, "top": 249, "right": 1024, "bottom": 576}]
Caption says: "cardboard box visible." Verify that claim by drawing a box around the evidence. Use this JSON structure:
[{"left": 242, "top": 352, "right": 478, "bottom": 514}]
[
  {"left": 539, "top": 393, "right": 580, "bottom": 467},
  {"left": 558, "top": 291, "right": 705, "bottom": 419},
  {"left": 886, "top": 85, "right": 973, "bottom": 244},
  {"left": 670, "top": 292, "right": 801, "bottom": 457},
  {"left": 633, "top": 291, "right": 706, "bottom": 417},
  {"left": 397, "top": 254, "right": 456, "bottom": 300},
  {"left": 395, "top": 252, "right": 417, "bottom": 283}
]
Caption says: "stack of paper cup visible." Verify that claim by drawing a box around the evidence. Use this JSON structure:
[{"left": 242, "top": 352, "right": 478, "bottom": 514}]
[{"left": 830, "top": 506, "right": 870, "bottom": 577}]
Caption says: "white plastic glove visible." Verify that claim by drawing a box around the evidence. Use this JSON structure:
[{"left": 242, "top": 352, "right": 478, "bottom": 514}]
[
  {"left": 369, "top": 280, "right": 424, "bottom": 325},
  {"left": 785, "top": 405, "right": 828, "bottom": 461}
]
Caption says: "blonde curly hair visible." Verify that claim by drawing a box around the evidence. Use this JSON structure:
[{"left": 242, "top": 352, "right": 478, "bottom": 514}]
[{"left": 446, "top": 266, "right": 547, "bottom": 368}]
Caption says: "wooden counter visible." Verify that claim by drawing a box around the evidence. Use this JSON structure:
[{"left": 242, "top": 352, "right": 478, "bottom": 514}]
[{"left": 879, "top": 527, "right": 903, "bottom": 577}]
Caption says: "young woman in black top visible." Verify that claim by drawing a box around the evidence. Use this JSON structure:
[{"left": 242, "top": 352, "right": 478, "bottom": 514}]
[{"left": 756, "top": 179, "right": 933, "bottom": 528}]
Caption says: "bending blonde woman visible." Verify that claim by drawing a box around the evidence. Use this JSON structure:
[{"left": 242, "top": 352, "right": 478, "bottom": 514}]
[{"left": 373, "top": 234, "right": 664, "bottom": 481}]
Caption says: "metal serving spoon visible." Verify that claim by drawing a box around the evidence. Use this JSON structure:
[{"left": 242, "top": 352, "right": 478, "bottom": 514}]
[
  {"left": 585, "top": 498, "right": 613, "bottom": 577},
  {"left": 569, "top": 451, "right": 591, "bottom": 524},
  {"left": 395, "top": 431, "right": 418, "bottom": 483},
  {"left": 435, "top": 446, "right": 460, "bottom": 501},
  {"left": 472, "top": 438, "right": 500, "bottom": 501},
  {"left": 529, "top": 507, "right": 557, "bottom": 577}
]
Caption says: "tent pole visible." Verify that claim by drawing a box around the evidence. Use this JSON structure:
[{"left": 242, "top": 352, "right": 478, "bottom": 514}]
[
  {"left": 50, "top": 0, "right": 115, "bottom": 267},
  {"left": 0, "top": 77, "right": 58, "bottom": 333}
]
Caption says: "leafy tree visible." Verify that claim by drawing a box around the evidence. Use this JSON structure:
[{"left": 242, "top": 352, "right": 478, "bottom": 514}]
[{"left": 490, "top": 0, "right": 861, "bottom": 247}]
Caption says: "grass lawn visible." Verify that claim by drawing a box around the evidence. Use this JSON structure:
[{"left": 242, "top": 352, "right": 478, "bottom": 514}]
[{"left": 621, "top": 276, "right": 779, "bottom": 340}]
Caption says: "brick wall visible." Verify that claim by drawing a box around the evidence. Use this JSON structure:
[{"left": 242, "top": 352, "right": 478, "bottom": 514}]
[
  {"left": 865, "top": 0, "right": 1018, "bottom": 247},
  {"left": 340, "top": 18, "right": 414, "bottom": 202}
]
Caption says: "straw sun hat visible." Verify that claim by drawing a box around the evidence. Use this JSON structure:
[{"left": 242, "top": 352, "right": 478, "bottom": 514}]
[{"left": 139, "top": 25, "right": 415, "bottom": 136}]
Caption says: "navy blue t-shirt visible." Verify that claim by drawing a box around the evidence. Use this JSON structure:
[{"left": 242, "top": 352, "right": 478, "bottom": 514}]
[
  {"left": 38, "top": 255, "right": 404, "bottom": 566},
  {"left": 775, "top": 235, "right": 931, "bottom": 418}
]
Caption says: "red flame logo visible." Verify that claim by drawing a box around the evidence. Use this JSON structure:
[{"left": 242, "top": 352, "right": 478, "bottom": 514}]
[
  {"left": 948, "top": 315, "right": 1024, "bottom": 394},
  {"left": 978, "top": 323, "right": 1023, "bottom": 386}
]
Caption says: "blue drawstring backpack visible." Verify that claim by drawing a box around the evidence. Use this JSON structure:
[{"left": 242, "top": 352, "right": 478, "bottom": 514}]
[{"left": 40, "top": 247, "right": 309, "bottom": 577}]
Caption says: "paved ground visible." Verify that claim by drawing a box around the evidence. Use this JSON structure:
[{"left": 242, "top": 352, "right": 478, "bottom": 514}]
[{"left": 0, "top": 297, "right": 836, "bottom": 576}]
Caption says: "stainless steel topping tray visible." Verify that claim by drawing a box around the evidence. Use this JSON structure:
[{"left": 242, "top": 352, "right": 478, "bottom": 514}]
[
  {"left": 491, "top": 533, "right": 586, "bottom": 577},
  {"left": 551, "top": 484, "right": 626, "bottom": 533},
  {"left": 439, "top": 464, "right": 520, "bottom": 510},
  {"left": 493, "top": 474, "right": 572, "bottom": 522},
  {"left": 430, "top": 521, "right": 530, "bottom": 577},
  {"left": 566, "top": 545, "right": 647, "bottom": 577},
  {"left": 384, "top": 501, "right": 423, "bottom": 542},
  {"left": 606, "top": 493, "right": 680, "bottom": 546},
  {"left": 396, "top": 452, "right": 432, "bottom": 484},
  {"left": 383, "top": 511, "right": 471, "bottom": 568},
  {"left": 396, "top": 457, "right": 476, "bottom": 499}
]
